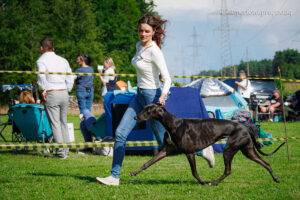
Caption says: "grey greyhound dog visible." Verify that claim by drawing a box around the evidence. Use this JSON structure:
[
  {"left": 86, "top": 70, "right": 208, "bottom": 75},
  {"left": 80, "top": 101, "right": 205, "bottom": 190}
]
[{"left": 129, "top": 103, "right": 285, "bottom": 185}]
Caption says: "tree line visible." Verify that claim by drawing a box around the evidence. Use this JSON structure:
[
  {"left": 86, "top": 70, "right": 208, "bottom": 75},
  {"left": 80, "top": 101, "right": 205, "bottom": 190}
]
[
  {"left": 0, "top": 0, "right": 156, "bottom": 105},
  {"left": 200, "top": 49, "right": 300, "bottom": 79}
]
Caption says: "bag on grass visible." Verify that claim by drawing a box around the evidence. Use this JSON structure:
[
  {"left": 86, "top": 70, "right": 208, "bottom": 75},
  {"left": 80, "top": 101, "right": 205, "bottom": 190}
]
[{"left": 94, "top": 136, "right": 114, "bottom": 156}]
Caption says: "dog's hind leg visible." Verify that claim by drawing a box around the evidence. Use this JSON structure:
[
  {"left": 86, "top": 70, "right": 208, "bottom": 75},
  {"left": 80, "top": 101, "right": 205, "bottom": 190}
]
[
  {"left": 209, "top": 146, "right": 239, "bottom": 186},
  {"left": 241, "top": 145, "right": 280, "bottom": 183},
  {"left": 186, "top": 153, "right": 206, "bottom": 185},
  {"left": 129, "top": 144, "right": 175, "bottom": 177}
]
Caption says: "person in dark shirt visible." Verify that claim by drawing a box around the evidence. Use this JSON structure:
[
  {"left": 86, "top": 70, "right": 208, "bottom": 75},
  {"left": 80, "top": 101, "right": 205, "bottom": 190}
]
[
  {"left": 259, "top": 90, "right": 283, "bottom": 121},
  {"left": 75, "top": 55, "right": 94, "bottom": 119}
]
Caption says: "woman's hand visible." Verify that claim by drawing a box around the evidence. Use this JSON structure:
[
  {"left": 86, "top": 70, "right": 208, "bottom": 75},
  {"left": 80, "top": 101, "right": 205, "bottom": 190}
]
[
  {"left": 41, "top": 90, "right": 47, "bottom": 102},
  {"left": 158, "top": 93, "right": 166, "bottom": 106}
]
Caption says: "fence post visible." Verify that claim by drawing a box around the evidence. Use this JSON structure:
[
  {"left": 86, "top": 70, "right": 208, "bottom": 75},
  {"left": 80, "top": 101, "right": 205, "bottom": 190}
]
[{"left": 278, "top": 67, "right": 290, "bottom": 162}]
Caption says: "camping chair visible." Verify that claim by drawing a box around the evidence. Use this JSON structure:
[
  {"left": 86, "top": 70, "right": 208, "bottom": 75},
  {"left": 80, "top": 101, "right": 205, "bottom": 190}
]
[{"left": 8, "top": 104, "right": 53, "bottom": 143}]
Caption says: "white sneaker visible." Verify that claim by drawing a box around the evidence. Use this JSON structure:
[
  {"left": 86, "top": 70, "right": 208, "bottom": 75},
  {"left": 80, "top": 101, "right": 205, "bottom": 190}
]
[
  {"left": 79, "top": 114, "right": 84, "bottom": 121},
  {"left": 202, "top": 145, "right": 215, "bottom": 168},
  {"left": 96, "top": 176, "right": 119, "bottom": 186}
]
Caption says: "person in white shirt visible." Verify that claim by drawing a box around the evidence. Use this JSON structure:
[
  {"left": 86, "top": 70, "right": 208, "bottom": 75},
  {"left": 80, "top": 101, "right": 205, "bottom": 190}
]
[
  {"left": 37, "top": 38, "right": 74, "bottom": 159},
  {"left": 99, "top": 57, "right": 117, "bottom": 96},
  {"left": 235, "top": 70, "right": 252, "bottom": 110},
  {"left": 96, "top": 14, "right": 172, "bottom": 186}
]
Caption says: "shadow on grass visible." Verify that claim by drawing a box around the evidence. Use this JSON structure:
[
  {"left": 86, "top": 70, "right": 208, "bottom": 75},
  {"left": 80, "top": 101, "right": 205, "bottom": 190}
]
[
  {"left": 0, "top": 150, "right": 46, "bottom": 156},
  {"left": 29, "top": 172, "right": 95, "bottom": 183},
  {"left": 29, "top": 172, "right": 201, "bottom": 185},
  {"left": 124, "top": 179, "right": 200, "bottom": 185}
]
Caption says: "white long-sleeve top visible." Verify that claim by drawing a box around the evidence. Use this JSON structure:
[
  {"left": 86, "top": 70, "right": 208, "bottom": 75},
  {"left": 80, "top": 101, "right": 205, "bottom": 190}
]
[
  {"left": 237, "top": 79, "right": 252, "bottom": 98},
  {"left": 131, "top": 41, "right": 171, "bottom": 95},
  {"left": 37, "top": 52, "right": 74, "bottom": 92}
]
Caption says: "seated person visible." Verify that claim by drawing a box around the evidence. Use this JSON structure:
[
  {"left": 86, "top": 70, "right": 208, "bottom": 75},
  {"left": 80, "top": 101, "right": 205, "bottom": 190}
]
[
  {"left": 19, "top": 91, "right": 35, "bottom": 104},
  {"left": 285, "top": 90, "right": 300, "bottom": 111},
  {"left": 19, "top": 91, "right": 41, "bottom": 104},
  {"left": 259, "top": 90, "right": 283, "bottom": 121}
]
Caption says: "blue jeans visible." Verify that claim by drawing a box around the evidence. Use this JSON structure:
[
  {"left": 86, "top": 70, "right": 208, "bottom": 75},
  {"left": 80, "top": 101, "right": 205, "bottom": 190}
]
[
  {"left": 77, "top": 90, "right": 94, "bottom": 114},
  {"left": 111, "top": 88, "right": 165, "bottom": 178},
  {"left": 80, "top": 109, "right": 99, "bottom": 142}
]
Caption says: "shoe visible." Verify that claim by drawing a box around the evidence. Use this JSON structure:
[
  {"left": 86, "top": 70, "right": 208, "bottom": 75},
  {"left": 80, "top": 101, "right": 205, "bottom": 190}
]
[
  {"left": 77, "top": 150, "right": 86, "bottom": 155},
  {"left": 79, "top": 114, "right": 84, "bottom": 121},
  {"left": 96, "top": 176, "right": 119, "bottom": 186},
  {"left": 202, "top": 145, "right": 215, "bottom": 168},
  {"left": 77, "top": 148, "right": 93, "bottom": 155}
]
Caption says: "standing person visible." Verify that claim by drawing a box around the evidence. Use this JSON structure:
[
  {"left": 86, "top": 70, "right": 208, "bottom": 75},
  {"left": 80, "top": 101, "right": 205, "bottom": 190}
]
[
  {"left": 235, "top": 70, "right": 252, "bottom": 110},
  {"left": 99, "top": 57, "right": 117, "bottom": 96},
  {"left": 75, "top": 55, "right": 94, "bottom": 119},
  {"left": 96, "top": 14, "right": 172, "bottom": 186},
  {"left": 37, "top": 38, "right": 74, "bottom": 159}
]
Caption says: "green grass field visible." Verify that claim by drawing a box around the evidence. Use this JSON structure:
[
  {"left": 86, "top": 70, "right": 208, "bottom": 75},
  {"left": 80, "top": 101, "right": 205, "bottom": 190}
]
[{"left": 0, "top": 115, "right": 299, "bottom": 200}]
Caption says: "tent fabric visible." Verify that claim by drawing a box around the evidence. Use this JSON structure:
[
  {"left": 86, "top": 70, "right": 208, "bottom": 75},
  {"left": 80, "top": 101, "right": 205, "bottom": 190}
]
[
  {"left": 165, "top": 87, "right": 209, "bottom": 119},
  {"left": 186, "top": 78, "right": 234, "bottom": 97},
  {"left": 186, "top": 78, "right": 248, "bottom": 119},
  {"left": 223, "top": 79, "right": 241, "bottom": 91},
  {"left": 1, "top": 84, "right": 36, "bottom": 92}
]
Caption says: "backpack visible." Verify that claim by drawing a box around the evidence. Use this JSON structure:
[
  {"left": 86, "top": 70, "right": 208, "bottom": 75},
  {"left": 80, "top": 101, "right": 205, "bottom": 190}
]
[
  {"left": 232, "top": 109, "right": 252, "bottom": 124},
  {"left": 94, "top": 136, "right": 114, "bottom": 156}
]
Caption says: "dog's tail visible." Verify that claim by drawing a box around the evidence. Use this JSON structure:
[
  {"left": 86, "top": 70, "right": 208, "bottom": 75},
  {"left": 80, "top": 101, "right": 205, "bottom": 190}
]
[{"left": 248, "top": 125, "right": 285, "bottom": 156}]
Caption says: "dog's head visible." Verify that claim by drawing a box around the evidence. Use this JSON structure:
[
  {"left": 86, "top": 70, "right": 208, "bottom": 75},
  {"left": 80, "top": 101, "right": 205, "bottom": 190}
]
[{"left": 134, "top": 103, "right": 166, "bottom": 122}]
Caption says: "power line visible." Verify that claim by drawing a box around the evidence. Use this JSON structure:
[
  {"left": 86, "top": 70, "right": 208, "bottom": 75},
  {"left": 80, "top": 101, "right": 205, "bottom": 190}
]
[
  {"left": 217, "top": 0, "right": 234, "bottom": 76},
  {"left": 188, "top": 26, "right": 203, "bottom": 74}
]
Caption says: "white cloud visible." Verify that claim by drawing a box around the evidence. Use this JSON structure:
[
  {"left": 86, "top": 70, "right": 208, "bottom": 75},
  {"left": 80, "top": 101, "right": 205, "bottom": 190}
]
[
  {"left": 154, "top": 0, "right": 296, "bottom": 26},
  {"left": 154, "top": 0, "right": 216, "bottom": 12},
  {"left": 152, "top": 0, "right": 300, "bottom": 74},
  {"left": 265, "top": 33, "right": 279, "bottom": 45}
]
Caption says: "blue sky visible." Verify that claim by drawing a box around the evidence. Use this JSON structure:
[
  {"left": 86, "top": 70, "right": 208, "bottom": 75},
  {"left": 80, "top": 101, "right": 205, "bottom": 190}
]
[{"left": 153, "top": 0, "right": 300, "bottom": 79}]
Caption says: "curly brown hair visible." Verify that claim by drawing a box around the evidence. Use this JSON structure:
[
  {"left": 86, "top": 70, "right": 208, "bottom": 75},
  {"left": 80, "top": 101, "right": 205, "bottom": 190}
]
[{"left": 138, "top": 14, "right": 167, "bottom": 49}]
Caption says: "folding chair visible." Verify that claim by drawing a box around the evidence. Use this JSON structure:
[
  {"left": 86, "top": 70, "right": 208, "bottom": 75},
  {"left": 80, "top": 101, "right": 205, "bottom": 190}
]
[{"left": 8, "top": 104, "right": 53, "bottom": 143}]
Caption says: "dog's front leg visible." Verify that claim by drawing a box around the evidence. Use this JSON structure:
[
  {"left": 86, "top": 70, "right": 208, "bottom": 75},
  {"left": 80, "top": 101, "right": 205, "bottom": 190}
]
[
  {"left": 186, "top": 153, "right": 206, "bottom": 185},
  {"left": 129, "top": 145, "right": 175, "bottom": 176}
]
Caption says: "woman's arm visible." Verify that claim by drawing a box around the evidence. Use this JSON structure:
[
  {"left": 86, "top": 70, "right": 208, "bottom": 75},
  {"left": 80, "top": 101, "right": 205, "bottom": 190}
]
[
  {"left": 235, "top": 81, "right": 247, "bottom": 90},
  {"left": 152, "top": 47, "right": 171, "bottom": 105},
  {"left": 99, "top": 69, "right": 106, "bottom": 86}
]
